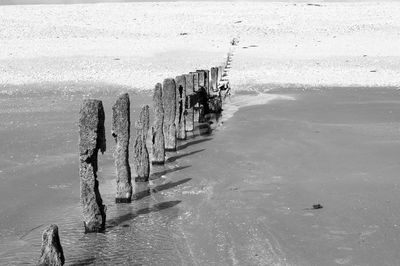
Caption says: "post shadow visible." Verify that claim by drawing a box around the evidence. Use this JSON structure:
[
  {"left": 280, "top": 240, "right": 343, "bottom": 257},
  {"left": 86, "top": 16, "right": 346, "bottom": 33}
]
[
  {"left": 70, "top": 257, "right": 96, "bottom": 266},
  {"left": 132, "top": 176, "right": 192, "bottom": 201},
  {"left": 196, "top": 122, "right": 213, "bottom": 136},
  {"left": 131, "top": 182, "right": 151, "bottom": 201},
  {"left": 150, "top": 165, "right": 191, "bottom": 180},
  {"left": 166, "top": 149, "right": 205, "bottom": 163},
  {"left": 106, "top": 200, "right": 181, "bottom": 229},
  {"left": 133, "top": 177, "right": 192, "bottom": 201},
  {"left": 177, "top": 138, "right": 212, "bottom": 151},
  {"left": 152, "top": 178, "right": 191, "bottom": 193}
]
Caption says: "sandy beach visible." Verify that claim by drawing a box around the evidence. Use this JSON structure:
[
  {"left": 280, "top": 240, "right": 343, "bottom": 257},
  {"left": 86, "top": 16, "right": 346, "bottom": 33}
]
[{"left": 1, "top": 1, "right": 400, "bottom": 265}]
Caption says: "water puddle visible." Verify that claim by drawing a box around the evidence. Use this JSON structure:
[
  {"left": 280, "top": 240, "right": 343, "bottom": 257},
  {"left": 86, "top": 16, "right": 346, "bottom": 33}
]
[{"left": 221, "top": 92, "right": 295, "bottom": 122}]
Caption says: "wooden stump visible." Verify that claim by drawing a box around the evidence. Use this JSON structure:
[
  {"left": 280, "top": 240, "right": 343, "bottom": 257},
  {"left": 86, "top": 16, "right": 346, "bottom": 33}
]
[
  {"left": 162, "top": 78, "right": 177, "bottom": 151},
  {"left": 112, "top": 93, "right": 132, "bottom": 203},
  {"left": 175, "top": 75, "right": 186, "bottom": 140},
  {"left": 37, "top": 224, "right": 65, "bottom": 266},
  {"left": 184, "top": 74, "right": 195, "bottom": 132},
  {"left": 79, "top": 99, "right": 106, "bottom": 233},
  {"left": 133, "top": 105, "right": 150, "bottom": 182},
  {"left": 152, "top": 83, "right": 165, "bottom": 165}
]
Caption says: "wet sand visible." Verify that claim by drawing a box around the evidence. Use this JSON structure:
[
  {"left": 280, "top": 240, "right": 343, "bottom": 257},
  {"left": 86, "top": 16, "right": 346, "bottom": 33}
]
[
  {"left": 203, "top": 87, "right": 400, "bottom": 265},
  {"left": 2, "top": 86, "right": 400, "bottom": 265}
]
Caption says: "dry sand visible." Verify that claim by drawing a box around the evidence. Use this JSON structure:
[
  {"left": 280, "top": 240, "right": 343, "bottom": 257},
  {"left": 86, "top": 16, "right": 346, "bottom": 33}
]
[
  {"left": 1, "top": 1, "right": 400, "bottom": 265},
  {"left": 1, "top": 2, "right": 400, "bottom": 92}
]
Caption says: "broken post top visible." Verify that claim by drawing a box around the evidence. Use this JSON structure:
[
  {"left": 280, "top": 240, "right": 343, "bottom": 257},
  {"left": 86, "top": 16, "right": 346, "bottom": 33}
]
[
  {"left": 111, "top": 93, "right": 130, "bottom": 140},
  {"left": 79, "top": 99, "right": 106, "bottom": 159}
]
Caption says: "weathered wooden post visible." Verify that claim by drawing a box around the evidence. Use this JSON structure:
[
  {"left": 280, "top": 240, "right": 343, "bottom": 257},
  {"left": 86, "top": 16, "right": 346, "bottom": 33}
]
[
  {"left": 162, "top": 78, "right": 177, "bottom": 151},
  {"left": 218, "top": 65, "right": 223, "bottom": 83},
  {"left": 210, "top": 67, "right": 218, "bottom": 93},
  {"left": 79, "top": 99, "right": 106, "bottom": 233},
  {"left": 197, "top": 86, "right": 209, "bottom": 123},
  {"left": 133, "top": 105, "right": 150, "bottom": 182},
  {"left": 191, "top": 72, "right": 199, "bottom": 92},
  {"left": 37, "top": 224, "right": 65, "bottom": 266},
  {"left": 196, "top": 70, "right": 209, "bottom": 122},
  {"left": 226, "top": 52, "right": 231, "bottom": 68},
  {"left": 204, "top": 69, "right": 210, "bottom": 95},
  {"left": 184, "top": 73, "right": 195, "bottom": 132},
  {"left": 175, "top": 75, "right": 186, "bottom": 140},
  {"left": 190, "top": 72, "right": 200, "bottom": 122},
  {"left": 152, "top": 83, "right": 165, "bottom": 165},
  {"left": 112, "top": 93, "right": 132, "bottom": 203},
  {"left": 196, "top": 70, "right": 209, "bottom": 93},
  {"left": 197, "top": 70, "right": 205, "bottom": 90}
]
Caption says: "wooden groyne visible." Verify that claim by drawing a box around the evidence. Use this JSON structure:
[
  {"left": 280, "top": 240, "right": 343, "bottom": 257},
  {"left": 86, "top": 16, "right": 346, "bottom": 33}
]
[{"left": 37, "top": 37, "right": 239, "bottom": 263}]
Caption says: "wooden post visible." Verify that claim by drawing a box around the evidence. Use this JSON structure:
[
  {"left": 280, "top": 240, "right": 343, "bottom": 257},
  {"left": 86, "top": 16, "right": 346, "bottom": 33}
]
[
  {"left": 162, "top": 78, "right": 177, "bottom": 151},
  {"left": 204, "top": 69, "right": 210, "bottom": 96},
  {"left": 226, "top": 53, "right": 231, "bottom": 68},
  {"left": 210, "top": 67, "right": 218, "bottom": 93},
  {"left": 184, "top": 73, "right": 195, "bottom": 132},
  {"left": 79, "top": 99, "right": 106, "bottom": 233},
  {"left": 37, "top": 224, "right": 65, "bottom": 266},
  {"left": 197, "top": 70, "right": 205, "bottom": 89},
  {"left": 196, "top": 69, "right": 210, "bottom": 95},
  {"left": 152, "top": 83, "right": 165, "bottom": 165},
  {"left": 133, "top": 105, "right": 150, "bottom": 182},
  {"left": 175, "top": 75, "right": 186, "bottom": 140},
  {"left": 192, "top": 72, "right": 199, "bottom": 92},
  {"left": 190, "top": 72, "right": 200, "bottom": 122},
  {"left": 218, "top": 65, "right": 223, "bottom": 84},
  {"left": 196, "top": 70, "right": 209, "bottom": 122},
  {"left": 112, "top": 93, "right": 132, "bottom": 203}
]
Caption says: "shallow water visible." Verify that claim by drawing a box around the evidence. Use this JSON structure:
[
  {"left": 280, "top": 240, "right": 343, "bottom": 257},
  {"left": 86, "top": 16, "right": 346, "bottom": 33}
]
[
  {"left": 0, "top": 82, "right": 219, "bottom": 265},
  {"left": 0, "top": 83, "right": 184, "bottom": 265}
]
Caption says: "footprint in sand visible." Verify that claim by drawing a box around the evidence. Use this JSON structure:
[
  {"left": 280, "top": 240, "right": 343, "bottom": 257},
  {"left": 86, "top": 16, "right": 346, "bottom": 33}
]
[
  {"left": 360, "top": 229, "right": 377, "bottom": 237},
  {"left": 358, "top": 228, "right": 377, "bottom": 243},
  {"left": 334, "top": 257, "right": 352, "bottom": 265}
]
